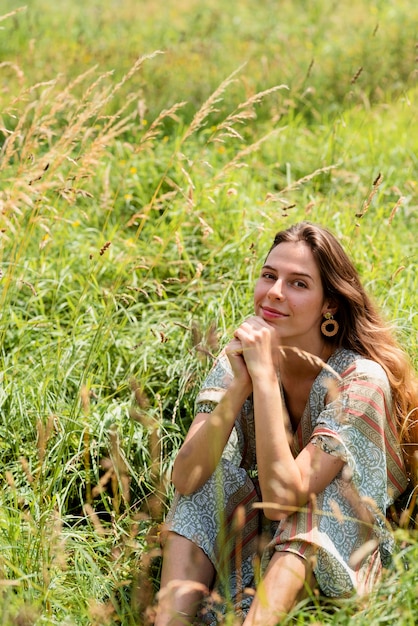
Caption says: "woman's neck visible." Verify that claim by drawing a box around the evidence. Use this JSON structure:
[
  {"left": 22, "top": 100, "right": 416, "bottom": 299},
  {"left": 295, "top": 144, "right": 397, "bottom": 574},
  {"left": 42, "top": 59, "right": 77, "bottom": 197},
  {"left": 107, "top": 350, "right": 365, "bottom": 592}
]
[{"left": 278, "top": 340, "right": 335, "bottom": 381}]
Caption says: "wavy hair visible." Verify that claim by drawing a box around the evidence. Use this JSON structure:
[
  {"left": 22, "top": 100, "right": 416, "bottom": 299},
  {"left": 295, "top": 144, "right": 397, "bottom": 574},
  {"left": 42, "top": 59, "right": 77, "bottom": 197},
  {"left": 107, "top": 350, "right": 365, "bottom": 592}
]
[{"left": 269, "top": 221, "right": 418, "bottom": 485}]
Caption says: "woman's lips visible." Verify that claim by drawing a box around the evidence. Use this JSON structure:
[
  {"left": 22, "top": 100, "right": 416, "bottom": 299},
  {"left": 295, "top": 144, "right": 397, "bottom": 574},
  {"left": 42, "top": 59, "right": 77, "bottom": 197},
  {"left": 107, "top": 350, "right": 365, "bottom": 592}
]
[{"left": 261, "top": 306, "right": 289, "bottom": 319}]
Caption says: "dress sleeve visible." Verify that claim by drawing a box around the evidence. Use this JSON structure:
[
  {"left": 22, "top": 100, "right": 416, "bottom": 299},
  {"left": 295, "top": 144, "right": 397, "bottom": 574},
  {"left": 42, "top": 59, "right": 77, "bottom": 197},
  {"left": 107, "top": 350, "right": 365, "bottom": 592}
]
[
  {"left": 310, "top": 359, "right": 407, "bottom": 509},
  {"left": 195, "top": 349, "right": 233, "bottom": 413}
]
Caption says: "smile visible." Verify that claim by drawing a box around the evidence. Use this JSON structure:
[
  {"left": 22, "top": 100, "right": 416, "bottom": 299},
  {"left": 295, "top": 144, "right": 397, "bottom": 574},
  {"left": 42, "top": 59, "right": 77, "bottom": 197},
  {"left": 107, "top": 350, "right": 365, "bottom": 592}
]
[{"left": 260, "top": 306, "right": 289, "bottom": 319}]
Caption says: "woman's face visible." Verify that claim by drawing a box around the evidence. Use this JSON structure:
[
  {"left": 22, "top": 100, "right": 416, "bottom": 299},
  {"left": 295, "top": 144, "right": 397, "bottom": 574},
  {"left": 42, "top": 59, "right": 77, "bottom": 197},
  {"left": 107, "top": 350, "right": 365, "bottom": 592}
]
[{"left": 253, "top": 241, "right": 334, "bottom": 347}]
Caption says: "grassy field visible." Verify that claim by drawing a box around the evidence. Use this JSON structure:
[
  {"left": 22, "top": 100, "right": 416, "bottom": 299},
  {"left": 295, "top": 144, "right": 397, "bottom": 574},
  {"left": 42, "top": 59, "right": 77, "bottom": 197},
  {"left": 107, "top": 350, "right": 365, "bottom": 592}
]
[{"left": 0, "top": 1, "right": 417, "bottom": 624}]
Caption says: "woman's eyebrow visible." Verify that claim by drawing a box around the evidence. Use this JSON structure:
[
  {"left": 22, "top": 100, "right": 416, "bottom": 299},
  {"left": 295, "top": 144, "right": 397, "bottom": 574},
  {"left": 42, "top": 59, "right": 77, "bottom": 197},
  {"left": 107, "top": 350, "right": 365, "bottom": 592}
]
[{"left": 262, "top": 264, "right": 313, "bottom": 279}]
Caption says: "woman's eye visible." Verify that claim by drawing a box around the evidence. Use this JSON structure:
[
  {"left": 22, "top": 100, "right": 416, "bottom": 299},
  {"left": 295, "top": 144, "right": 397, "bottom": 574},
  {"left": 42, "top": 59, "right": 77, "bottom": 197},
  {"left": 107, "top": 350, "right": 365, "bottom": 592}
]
[
  {"left": 262, "top": 272, "right": 276, "bottom": 280},
  {"left": 293, "top": 280, "right": 307, "bottom": 288}
]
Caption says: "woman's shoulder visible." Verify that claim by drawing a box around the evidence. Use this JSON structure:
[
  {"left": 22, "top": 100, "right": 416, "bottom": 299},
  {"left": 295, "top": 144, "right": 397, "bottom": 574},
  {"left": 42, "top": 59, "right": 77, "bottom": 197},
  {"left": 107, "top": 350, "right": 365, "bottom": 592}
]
[{"left": 330, "top": 348, "right": 390, "bottom": 391}]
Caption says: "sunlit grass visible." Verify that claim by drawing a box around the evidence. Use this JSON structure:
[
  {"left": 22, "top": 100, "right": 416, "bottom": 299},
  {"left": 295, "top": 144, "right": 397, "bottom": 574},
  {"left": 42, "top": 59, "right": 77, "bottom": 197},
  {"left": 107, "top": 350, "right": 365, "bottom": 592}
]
[{"left": 0, "top": 1, "right": 417, "bottom": 624}]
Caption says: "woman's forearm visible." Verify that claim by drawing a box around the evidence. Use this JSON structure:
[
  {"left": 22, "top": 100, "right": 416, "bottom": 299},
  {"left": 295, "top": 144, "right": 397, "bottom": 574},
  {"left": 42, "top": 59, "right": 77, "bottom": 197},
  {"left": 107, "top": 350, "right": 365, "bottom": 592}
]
[
  {"left": 172, "top": 378, "right": 251, "bottom": 495},
  {"left": 252, "top": 375, "right": 304, "bottom": 519},
  {"left": 253, "top": 373, "right": 344, "bottom": 520}
]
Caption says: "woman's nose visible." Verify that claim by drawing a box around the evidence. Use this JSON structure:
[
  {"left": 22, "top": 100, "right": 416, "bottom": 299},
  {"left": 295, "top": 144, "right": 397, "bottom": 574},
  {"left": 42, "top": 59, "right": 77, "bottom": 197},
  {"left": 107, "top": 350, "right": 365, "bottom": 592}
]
[{"left": 268, "top": 279, "right": 285, "bottom": 300}]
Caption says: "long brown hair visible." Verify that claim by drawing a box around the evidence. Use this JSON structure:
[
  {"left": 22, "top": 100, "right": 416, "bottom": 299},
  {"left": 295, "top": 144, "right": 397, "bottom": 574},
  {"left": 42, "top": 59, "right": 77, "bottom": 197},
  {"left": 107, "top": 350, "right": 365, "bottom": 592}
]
[{"left": 269, "top": 221, "right": 418, "bottom": 484}]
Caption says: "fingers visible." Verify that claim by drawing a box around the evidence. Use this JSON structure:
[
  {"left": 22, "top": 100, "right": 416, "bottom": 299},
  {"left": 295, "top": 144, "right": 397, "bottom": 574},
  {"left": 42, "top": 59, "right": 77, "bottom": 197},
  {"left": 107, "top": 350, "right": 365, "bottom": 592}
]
[
  {"left": 234, "top": 317, "right": 272, "bottom": 343},
  {"left": 225, "top": 338, "right": 252, "bottom": 387},
  {"left": 238, "top": 316, "right": 276, "bottom": 335},
  {"left": 232, "top": 318, "right": 280, "bottom": 376},
  {"left": 226, "top": 337, "right": 243, "bottom": 356}
]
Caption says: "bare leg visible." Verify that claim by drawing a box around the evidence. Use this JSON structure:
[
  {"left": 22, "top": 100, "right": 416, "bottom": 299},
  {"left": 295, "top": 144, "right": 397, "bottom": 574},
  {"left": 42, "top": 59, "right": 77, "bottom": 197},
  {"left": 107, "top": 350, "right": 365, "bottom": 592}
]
[
  {"left": 243, "top": 551, "right": 316, "bottom": 626},
  {"left": 154, "top": 531, "right": 216, "bottom": 626}
]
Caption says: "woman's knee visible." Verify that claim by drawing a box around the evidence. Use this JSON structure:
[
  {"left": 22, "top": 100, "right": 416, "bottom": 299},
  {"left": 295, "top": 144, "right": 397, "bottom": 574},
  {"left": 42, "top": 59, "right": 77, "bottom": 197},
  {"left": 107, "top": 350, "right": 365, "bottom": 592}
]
[{"left": 161, "top": 532, "right": 215, "bottom": 584}]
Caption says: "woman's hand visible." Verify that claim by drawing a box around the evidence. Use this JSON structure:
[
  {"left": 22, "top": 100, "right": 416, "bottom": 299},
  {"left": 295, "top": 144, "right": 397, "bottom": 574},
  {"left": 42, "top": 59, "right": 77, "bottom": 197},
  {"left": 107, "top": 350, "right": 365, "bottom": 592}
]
[
  {"left": 233, "top": 316, "right": 280, "bottom": 379},
  {"left": 225, "top": 337, "right": 253, "bottom": 391}
]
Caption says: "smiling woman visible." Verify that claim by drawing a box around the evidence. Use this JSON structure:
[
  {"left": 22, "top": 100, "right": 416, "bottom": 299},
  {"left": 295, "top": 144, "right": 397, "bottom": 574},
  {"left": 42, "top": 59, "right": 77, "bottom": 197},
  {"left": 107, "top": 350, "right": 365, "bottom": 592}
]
[
  {"left": 253, "top": 241, "right": 337, "bottom": 352},
  {"left": 154, "top": 222, "right": 418, "bottom": 626}
]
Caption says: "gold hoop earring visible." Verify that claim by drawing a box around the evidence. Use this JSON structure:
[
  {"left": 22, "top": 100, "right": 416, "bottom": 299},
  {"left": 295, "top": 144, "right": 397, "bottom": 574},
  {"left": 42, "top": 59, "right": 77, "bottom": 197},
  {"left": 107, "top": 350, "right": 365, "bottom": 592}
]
[{"left": 321, "top": 312, "right": 339, "bottom": 337}]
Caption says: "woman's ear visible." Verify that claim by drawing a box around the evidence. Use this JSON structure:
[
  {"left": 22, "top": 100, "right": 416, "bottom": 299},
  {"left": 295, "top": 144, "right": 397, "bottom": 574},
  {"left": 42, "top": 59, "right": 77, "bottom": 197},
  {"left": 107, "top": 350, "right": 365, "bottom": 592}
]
[{"left": 323, "top": 299, "right": 339, "bottom": 317}]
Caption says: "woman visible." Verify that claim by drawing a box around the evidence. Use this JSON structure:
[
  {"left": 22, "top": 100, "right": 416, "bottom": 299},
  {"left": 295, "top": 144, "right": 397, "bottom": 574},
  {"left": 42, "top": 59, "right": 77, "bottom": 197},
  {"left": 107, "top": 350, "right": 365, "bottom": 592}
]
[{"left": 155, "top": 222, "right": 418, "bottom": 626}]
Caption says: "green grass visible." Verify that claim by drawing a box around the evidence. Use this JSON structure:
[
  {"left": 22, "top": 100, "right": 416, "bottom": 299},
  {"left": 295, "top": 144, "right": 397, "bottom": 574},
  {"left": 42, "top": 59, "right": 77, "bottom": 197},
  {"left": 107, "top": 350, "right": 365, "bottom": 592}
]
[{"left": 0, "top": 1, "right": 417, "bottom": 624}]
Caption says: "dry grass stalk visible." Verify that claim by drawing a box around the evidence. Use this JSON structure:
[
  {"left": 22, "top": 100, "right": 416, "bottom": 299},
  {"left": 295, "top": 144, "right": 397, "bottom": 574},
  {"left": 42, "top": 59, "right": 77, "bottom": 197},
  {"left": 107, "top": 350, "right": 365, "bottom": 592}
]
[
  {"left": 215, "top": 129, "right": 283, "bottom": 179},
  {"left": 109, "top": 426, "right": 131, "bottom": 511},
  {"left": 0, "top": 61, "right": 24, "bottom": 85},
  {"left": 182, "top": 63, "right": 246, "bottom": 141},
  {"left": 126, "top": 190, "right": 179, "bottom": 227},
  {"left": 278, "top": 345, "right": 343, "bottom": 381},
  {"left": 388, "top": 195, "right": 404, "bottom": 224},
  {"left": 88, "top": 599, "right": 116, "bottom": 626},
  {"left": 356, "top": 172, "right": 383, "bottom": 218},
  {"left": 127, "top": 75, "right": 288, "bottom": 238},
  {"left": 19, "top": 457, "right": 34, "bottom": 484},
  {"left": 350, "top": 66, "right": 364, "bottom": 84},
  {"left": 0, "top": 6, "right": 27, "bottom": 23},
  {"left": 211, "top": 84, "right": 288, "bottom": 143},
  {"left": 129, "top": 378, "right": 165, "bottom": 515},
  {"left": 192, "top": 321, "right": 218, "bottom": 362},
  {"left": 0, "top": 53, "right": 165, "bottom": 239},
  {"left": 398, "top": 408, "right": 418, "bottom": 453},
  {"left": 80, "top": 386, "right": 93, "bottom": 505},
  {"left": 233, "top": 505, "right": 246, "bottom": 610},
  {"left": 36, "top": 415, "right": 56, "bottom": 467},
  {"left": 91, "top": 463, "right": 115, "bottom": 498},
  {"left": 348, "top": 538, "right": 379, "bottom": 568},
  {"left": 129, "top": 378, "right": 150, "bottom": 415},
  {"left": 399, "top": 484, "right": 418, "bottom": 528},
  {"left": 104, "top": 50, "right": 164, "bottom": 107},
  {"left": 265, "top": 163, "right": 338, "bottom": 198},
  {"left": 329, "top": 499, "right": 344, "bottom": 523},
  {"left": 83, "top": 503, "right": 107, "bottom": 536},
  {"left": 128, "top": 379, "right": 167, "bottom": 619},
  {"left": 135, "top": 101, "right": 187, "bottom": 152}
]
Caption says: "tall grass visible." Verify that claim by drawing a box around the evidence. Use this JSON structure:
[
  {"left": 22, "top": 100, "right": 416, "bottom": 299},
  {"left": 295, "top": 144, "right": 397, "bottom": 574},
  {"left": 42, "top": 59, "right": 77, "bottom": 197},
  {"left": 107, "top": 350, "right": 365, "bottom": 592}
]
[{"left": 0, "top": 1, "right": 417, "bottom": 624}]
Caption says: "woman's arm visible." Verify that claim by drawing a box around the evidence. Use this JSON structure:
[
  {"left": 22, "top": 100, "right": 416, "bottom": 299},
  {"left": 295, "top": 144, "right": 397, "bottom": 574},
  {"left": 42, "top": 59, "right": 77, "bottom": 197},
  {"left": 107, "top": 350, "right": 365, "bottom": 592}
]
[
  {"left": 172, "top": 340, "right": 252, "bottom": 495},
  {"left": 234, "top": 318, "right": 344, "bottom": 520},
  {"left": 251, "top": 372, "right": 344, "bottom": 519}
]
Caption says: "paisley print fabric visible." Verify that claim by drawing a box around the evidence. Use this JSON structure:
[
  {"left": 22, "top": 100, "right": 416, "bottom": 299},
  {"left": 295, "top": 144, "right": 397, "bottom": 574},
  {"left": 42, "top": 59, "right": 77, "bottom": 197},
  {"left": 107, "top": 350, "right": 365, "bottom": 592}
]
[{"left": 165, "top": 347, "right": 408, "bottom": 622}]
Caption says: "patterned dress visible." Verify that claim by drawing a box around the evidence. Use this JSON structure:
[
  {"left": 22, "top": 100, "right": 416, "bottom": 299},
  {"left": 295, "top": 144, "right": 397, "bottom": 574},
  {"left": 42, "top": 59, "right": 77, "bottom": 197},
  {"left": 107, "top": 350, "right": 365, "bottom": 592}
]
[{"left": 164, "top": 348, "right": 408, "bottom": 623}]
